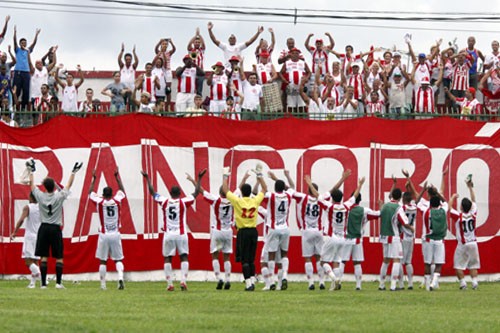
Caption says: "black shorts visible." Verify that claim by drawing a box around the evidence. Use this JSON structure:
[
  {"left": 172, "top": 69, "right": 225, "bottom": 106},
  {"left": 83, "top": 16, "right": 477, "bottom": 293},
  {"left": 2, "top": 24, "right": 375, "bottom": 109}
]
[
  {"left": 236, "top": 228, "right": 258, "bottom": 265},
  {"left": 35, "top": 224, "right": 64, "bottom": 259}
]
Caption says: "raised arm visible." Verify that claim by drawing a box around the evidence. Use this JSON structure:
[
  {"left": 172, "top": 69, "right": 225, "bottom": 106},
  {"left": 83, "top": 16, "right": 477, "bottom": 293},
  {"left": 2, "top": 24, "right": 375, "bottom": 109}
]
[
  {"left": 245, "top": 26, "right": 264, "bottom": 47},
  {"left": 13, "top": 25, "right": 18, "bottom": 50},
  {"left": 75, "top": 65, "right": 85, "bottom": 89},
  {"left": 439, "top": 166, "right": 448, "bottom": 200},
  {"left": 330, "top": 169, "right": 351, "bottom": 193},
  {"left": 304, "top": 175, "right": 319, "bottom": 198},
  {"left": 191, "top": 169, "right": 206, "bottom": 198},
  {"left": 168, "top": 39, "right": 176, "bottom": 55},
  {"left": 284, "top": 169, "right": 295, "bottom": 190},
  {"left": 115, "top": 168, "right": 125, "bottom": 192},
  {"left": 89, "top": 169, "right": 97, "bottom": 194},
  {"left": 466, "top": 177, "right": 475, "bottom": 203},
  {"left": 66, "top": 162, "right": 83, "bottom": 190},
  {"left": 389, "top": 174, "right": 397, "bottom": 199},
  {"left": 8, "top": 45, "right": 16, "bottom": 66},
  {"left": 238, "top": 170, "right": 251, "bottom": 191},
  {"left": 353, "top": 177, "right": 365, "bottom": 198},
  {"left": 54, "top": 67, "right": 65, "bottom": 88},
  {"left": 0, "top": 15, "right": 9, "bottom": 39},
  {"left": 141, "top": 171, "right": 156, "bottom": 196},
  {"left": 325, "top": 32, "right": 335, "bottom": 51},
  {"left": 407, "top": 41, "right": 416, "bottom": 63},
  {"left": 132, "top": 45, "right": 139, "bottom": 69},
  {"left": 28, "top": 28, "right": 41, "bottom": 51},
  {"left": 207, "top": 22, "right": 220, "bottom": 47},
  {"left": 304, "top": 33, "right": 313, "bottom": 52},
  {"left": 46, "top": 46, "right": 57, "bottom": 72},
  {"left": 256, "top": 173, "right": 268, "bottom": 194},
  {"left": 448, "top": 193, "right": 458, "bottom": 210},
  {"left": 269, "top": 28, "right": 276, "bottom": 51},
  {"left": 118, "top": 43, "right": 125, "bottom": 68}
]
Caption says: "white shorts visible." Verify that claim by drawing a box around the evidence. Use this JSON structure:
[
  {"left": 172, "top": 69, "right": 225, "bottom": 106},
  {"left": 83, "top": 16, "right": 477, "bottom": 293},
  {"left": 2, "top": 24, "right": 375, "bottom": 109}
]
[
  {"left": 163, "top": 233, "right": 189, "bottom": 257},
  {"left": 265, "top": 228, "right": 290, "bottom": 253},
  {"left": 22, "top": 235, "right": 40, "bottom": 260},
  {"left": 175, "top": 92, "right": 196, "bottom": 113},
  {"left": 210, "top": 100, "right": 227, "bottom": 113},
  {"left": 260, "top": 244, "right": 282, "bottom": 263},
  {"left": 286, "top": 94, "right": 306, "bottom": 108},
  {"left": 342, "top": 238, "right": 364, "bottom": 262},
  {"left": 383, "top": 240, "right": 403, "bottom": 260},
  {"left": 454, "top": 242, "right": 480, "bottom": 270},
  {"left": 402, "top": 239, "right": 414, "bottom": 265},
  {"left": 301, "top": 229, "right": 323, "bottom": 257},
  {"left": 210, "top": 229, "right": 233, "bottom": 254},
  {"left": 95, "top": 233, "right": 124, "bottom": 261},
  {"left": 423, "top": 239, "right": 445, "bottom": 264},
  {"left": 320, "top": 235, "right": 345, "bottom": 263},
  {"left": 165, "top": 70, "right": 173, "bottom": 83}
]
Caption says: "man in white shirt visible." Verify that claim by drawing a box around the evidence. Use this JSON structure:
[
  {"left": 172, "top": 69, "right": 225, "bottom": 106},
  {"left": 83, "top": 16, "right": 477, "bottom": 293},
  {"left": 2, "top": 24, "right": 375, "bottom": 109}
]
[{"left": 240, "top": 71, "right": 263, "bottom": 120}]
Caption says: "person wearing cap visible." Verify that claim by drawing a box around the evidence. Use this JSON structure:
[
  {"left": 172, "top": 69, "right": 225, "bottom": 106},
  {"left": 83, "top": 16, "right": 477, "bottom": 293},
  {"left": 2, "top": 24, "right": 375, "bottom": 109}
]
[
  {"left": 328, "top": 45, "right": 376, "bottom": 75},
  {"left": 346, "top": 58, "right": 367, "bottom": 113},
  {"left": 384, "top": 70, "right": 411, "bottom": 119},
  {"left": 411, "top": 61, "right": 444, "bottom": 117},
  {"left": 279, "top": 47, "right": 311, "bottom": 115},
  {"left": 255, "top": 27, "right": 275, "bottom": 63},
  {"left": 207, "top": 61, "right": 229, "bottom": 115},
  {"left": 304, "top": 32, "right": 335, "bottom": 78},
  {"left": 444, "top": 86, "right": 480, "bottom": 120},
  {"left": 407, "top": 39, "right": 440, "bottom": 90},
  {"left": 175, "top": 54, "right": 205, "bottom": 115},
  {"left": 225, "top": 56, "right": 243, "bottom": 103},
  {"left": 208, "top": 21, "right": 263, "bottom": 68},
  {"left": 131, "top": 89, "right": 154, "bottom": 113}
]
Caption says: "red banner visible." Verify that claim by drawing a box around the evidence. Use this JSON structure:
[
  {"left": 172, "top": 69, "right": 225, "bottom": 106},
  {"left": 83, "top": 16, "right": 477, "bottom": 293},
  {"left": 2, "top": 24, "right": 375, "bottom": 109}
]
[{"left": 1, "top": 115, "right": 499, "bottom": 276}]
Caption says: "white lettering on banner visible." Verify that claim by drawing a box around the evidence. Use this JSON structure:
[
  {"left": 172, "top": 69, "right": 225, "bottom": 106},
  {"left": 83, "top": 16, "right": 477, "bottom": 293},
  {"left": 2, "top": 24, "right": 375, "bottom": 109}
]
[{"left": 1, "top": 142, "right": 500, "bottom": 243}]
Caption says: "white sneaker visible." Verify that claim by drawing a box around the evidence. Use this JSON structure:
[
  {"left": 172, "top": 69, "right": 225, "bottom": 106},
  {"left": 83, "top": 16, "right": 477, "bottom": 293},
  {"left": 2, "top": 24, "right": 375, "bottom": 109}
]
[
  {"left": 55, "top": 284, "right": 66, "bottom": 289},
  {"left": 101, "top": 285, "right": 107, "bottom": 290},
  {"left": 27, "top": 282, "right": 36, "bottom": 289},
  {"left": 262, "top": 286, "right": 271, "bottom": 291},
  {"left": 40, "top": 285, "right": 47, "bottom": 289}
]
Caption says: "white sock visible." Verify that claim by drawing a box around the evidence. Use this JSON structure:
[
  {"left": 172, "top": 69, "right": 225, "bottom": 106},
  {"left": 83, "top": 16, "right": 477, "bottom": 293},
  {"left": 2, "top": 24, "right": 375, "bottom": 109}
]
[
  {"left": 339, "top": 262, "right": 345, "bottom": 280},
  {"left": 322, "top": 263, "right": 335, "bottom": 281},
  {"left": 406, "top": 264, "right": 414, "bottom": 287},
  {"left": 281, "top": 258, "right": 289, "bottom": 279},
  {"left": 305, "top": 262, "right": 314, "bottom": 284},
  {"left": 261, "top": 267, "right": 271, "bottom": 287},
  {"left": 245, "top": 278, "right": 252, "bottom": 288},
  {"left": 181, "top": 261, "right": 189, "bottom": 283},
  {"left": 424, "top": 274, "right": 431, "bottom": 290},
  {"left": 224, "top": 261, "right": 231, "bottom": 282},
  {"left": 164, "top": 263, "right": 172, "bottom": 284},
  {"left": 390, "top": 262, "right": 401, "bottom": 290},
  {"left": 333, "top": 267, "right": 341, "bottom": 282},
  {"left": 29, "top": 263, "right": 40, "bottom": 283},
  {"left": 459, "top": 278, "right": 466, "bottom": 287},
  {"left": 379, "top": 262, "right": 389, "bottom": 287},
  {"left": 277, "top": 269, "right": 283, "bottom": 283},
  {"left": 99, "top": 264, "right": 107, "bottom": 286},
  {"left": 316, "top": 261, "right": 325, "bottom": 284},
  {"left": 212, "top": 259, "right": 221, "bottom": 280},
  {"left": 431, "top": 272, "right": 440, "bottom": 288},
  {"left": 116, "top": 262, "right": 124, "bottom": 280},
  {"left": 398, "top": 264, "right": 404, "bottom": 288},
  {"left": 268, "top": 261, "right": 276, "bottom": 282},
  {"left": 354, "top": 264, "right": 362, "bottom": 289},
  {"left": 471, "top": 277, "right": 478, "bottom": 287}
]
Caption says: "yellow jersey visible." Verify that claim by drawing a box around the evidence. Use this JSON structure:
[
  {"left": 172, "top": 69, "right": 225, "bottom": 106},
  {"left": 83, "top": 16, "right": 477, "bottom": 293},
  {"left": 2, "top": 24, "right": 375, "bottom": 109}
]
[{"left": 226, "top": 191, "right": 264, "bottom": 229}]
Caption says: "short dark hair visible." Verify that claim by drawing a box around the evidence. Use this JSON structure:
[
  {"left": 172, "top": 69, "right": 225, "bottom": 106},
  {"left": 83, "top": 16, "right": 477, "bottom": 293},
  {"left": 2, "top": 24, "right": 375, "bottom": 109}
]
[
  {"left": 145, "top": 62, "right": 153, "bottom": 68},
  {"left": 170, "top": 186, "right": 181, "bottom": 198},
  {"left": 124, "top": 53, "right": 132, "bottom": 59},
  {"left": 275, "top": 180, "right": 286, "bottom": 192},
  {"left": 427, "top": 187, "right": 437, "bottom": 197},
  {"left": 354, "top": 192, "right": 362, "bottom": 204},
  {"left": 345, "top": 45, "right": 353, "bottom": 51},
  {"left": 43, "top": 177, "right": 55, "bottom": 193},
  {"left": 461, "top": 198, "right": 472, "bottom": 213},
  {"left": 103, "top": 187, "right": 113, "bottom": 198},
  {"left": 403, "top": 192, "right": 413, "bottom": 204},
  {"left": 241, "top": 184, "right": 252, "bottom": 197},
  {"left": 391, "top": 188, "right": 402, "bottom": 200},
  {"left": 29, "top": 192, "right": 37, "bottom": 203},
  {"left": 331, "top": 189, "right": 343, "bottom": 203},
  {"left": 430, "top": 196, "right": 441, "bottom": 208},
  {"left": 20, "top": 38, "right": 27, "bottom": 43},
  {"left": 248, "top": 72, "right": 258, "bottom": 79}
]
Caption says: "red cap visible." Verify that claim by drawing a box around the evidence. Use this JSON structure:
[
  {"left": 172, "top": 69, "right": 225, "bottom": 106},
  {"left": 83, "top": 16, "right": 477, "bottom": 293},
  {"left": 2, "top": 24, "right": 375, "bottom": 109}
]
[
  {"left": 468, "top": 87, "right": 476, "bottom": 97},
  {"left": 259, "top": 51, "right": 270, "bottom": 58},
  {"left": 420, "top": 77, "right": 430, "bottom": 85},
  {"left": 315, "top": 39, "right": 324, "bottom": 44},
  {"left": 229, "top": 56, "right": 240, "bottom": 62},
  {"left": 213, "top": 61, "right": 224, "bottom": 68},
  {"left": 289, "top": 48, "right": 301, "bottom": 54}
]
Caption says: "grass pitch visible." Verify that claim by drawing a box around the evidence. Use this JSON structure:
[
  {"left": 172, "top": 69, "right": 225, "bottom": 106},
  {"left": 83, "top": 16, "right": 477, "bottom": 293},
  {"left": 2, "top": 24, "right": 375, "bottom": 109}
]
[{"left": 1, "top": 280, "right": 499, "bottom": 332}]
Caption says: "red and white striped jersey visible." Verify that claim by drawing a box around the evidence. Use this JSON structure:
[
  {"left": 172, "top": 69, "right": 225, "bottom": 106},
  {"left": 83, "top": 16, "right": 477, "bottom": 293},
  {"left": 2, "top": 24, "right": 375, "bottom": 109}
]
[
  {"left": 210, "top": 73, "right": 229, "bottom": 101},
  {"left": 89, "top": 190, "right": 126, "bottom": 234},
  {"left": 450, "top": 203, "right": 477, "bottom": 244},
  {"left": 221, "top": 104, "right": 240, "bottom": 120},
  {"left": 451, "top": 62, "right": 472, "bottom": 91},
  {"left": 203, "top": 191, "right": 234, "bottom": 231},
  {"left": 456, "top": 97, "right": 480, "bottom": 118},
  {"left": 319, "top": 196, "right": 356, "bottom": 237},
  {"left": 263, "top": 189, "right": 295, "bottom": 230},
  {"left": 365, "top": 100, "right": 385, "bottom": 114},
  {"left": 293, "top": 192, "right": 325, "bottom": 231},
  {"left": 141, "top": 74, "right": 157, "bottom": 102},
  {"left": 339, "top": 54, "right": 361, "bottom": 74},
  {"left": 309, "top": 47, "right": 329, "bottom": 75},
  {"left": 347, "top": 73, "right": 365, "bottom": 100},
  {"left": 230, "top": 71, "right": 243, "bottom": 93},
  {"left": 415, "top": 85, "right": 438, "bottom": 113},
  {"left": 255, "top": 63, "right": 273, "bottom": 85},
  {"left": 154, "top": 194, "right": 195, "bottom": 235},
  {"left": 189, "top": 47, "right": 205, "bottom": 69},
  {"left": 414, "top": 61, "right": 432, "bottom": 87},
  {"left": 402, "top": 202, "right": 417, "bottom": 240},
  {"left": 320, "top": 85, "right": 340, "bottom": 106},
  {"left": 159, "top": 51, "right": 172, "bottom": 70},
  {"left": 285, "top": 59, "right": 306, "bottom": 85},
  {"left": 33, "top": 95, "right": 51, "bottom": 111},
  {"left": 177, "top": 67, "right": 197, "bottom": 94}
]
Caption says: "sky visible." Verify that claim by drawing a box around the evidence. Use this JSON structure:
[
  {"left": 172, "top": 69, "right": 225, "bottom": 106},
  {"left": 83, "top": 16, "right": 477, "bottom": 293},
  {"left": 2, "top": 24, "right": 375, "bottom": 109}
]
[{"left": 1, "top": 0, "right": 499, "bottom": 72}]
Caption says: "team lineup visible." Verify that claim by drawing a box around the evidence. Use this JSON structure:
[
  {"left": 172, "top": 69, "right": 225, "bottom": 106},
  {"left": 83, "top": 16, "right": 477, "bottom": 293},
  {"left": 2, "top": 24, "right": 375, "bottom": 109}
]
[{"left": 11, "top": 158, "right": 480, "bottom": 292}]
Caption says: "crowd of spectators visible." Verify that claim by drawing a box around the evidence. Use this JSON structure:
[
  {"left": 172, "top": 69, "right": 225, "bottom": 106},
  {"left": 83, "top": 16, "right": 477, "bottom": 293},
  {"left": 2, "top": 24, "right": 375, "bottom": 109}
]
[{"left": 1, "top": 16, "right": 500, "bottom": 127}]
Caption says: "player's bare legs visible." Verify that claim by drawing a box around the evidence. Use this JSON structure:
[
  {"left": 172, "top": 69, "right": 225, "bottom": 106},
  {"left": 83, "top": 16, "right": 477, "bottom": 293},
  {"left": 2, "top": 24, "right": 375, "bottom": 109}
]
[
  {"left": 24, "top": 258, "right": 40, "bottom": 288},
  {"left": 379, "top": 257, "right": 390, "bottom": 290}
]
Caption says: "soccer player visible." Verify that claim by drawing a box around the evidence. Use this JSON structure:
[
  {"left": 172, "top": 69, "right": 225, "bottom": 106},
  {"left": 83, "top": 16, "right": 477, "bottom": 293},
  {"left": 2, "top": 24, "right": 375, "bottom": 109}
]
[
  {"left": 141, "top": 169, "right": 205, "bottom": 291},
  {"left": 10, "top": 191, "right": 41, "bottom": 288},
  {"left": 30, "top": 160, "right": 82, "bottom": 289},
  {"left": 89, "top": 168, "right": 126, "bottom": 290},
  {"left": 295, "top": 175, "right": 327, "bottom": 290},
  {"left": 449, "top": 177, "right": 480, "bottom": 290},
  {"left": 318, "top": 171, "right": 360, "bottom": 291},
  {"left": 340, "top": 178, "right": 380, "bottom": 290},
  {"left": 263, "top": 170, "right": 296, "bottom": 290},
  {"left": 222, "top": 167, "right": 267, "bottom": 291},
  {"left": 378, "top": 187, "right": 414, "bottom": 291}
]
